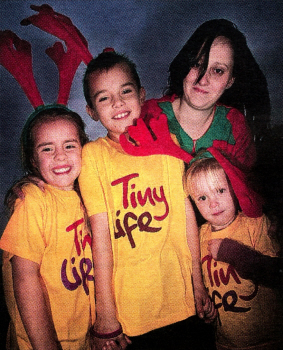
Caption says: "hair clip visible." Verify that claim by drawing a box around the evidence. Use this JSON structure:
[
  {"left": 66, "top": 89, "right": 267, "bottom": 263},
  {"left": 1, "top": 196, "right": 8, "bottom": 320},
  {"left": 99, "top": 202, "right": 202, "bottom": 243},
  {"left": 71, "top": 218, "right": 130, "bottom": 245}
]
[{"left": 103, "top": 47, "right": 115, "bottom": 53}]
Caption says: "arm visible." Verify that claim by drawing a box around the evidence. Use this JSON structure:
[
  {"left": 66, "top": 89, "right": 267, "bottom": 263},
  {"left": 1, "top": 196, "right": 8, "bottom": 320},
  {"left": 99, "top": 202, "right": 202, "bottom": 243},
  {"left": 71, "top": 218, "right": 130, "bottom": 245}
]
[
  {"left": 89, "top": 213, "right": 131, "bottom": 350},
  {"left": 11, "top": 256, "right": 61, "bottom": 350},
  {"left": 209, "top": 238, "right": 283, "bottom": 288},
  {"left": 227, "top": 108, "right": 256, "bottom": 171},
  {"left": 185, "top": 199, "right": 217, "bottom": 323}
]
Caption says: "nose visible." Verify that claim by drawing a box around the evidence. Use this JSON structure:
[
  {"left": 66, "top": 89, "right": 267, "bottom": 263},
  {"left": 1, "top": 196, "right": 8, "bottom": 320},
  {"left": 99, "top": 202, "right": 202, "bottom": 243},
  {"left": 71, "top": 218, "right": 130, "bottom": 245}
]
[
  {"left": 209, "top": 197, "right": 219, "bottom": 209},
  {"left": 54, "top": 147, "right": 67, "bottom": 160},
  {"left": 197, "top": 71, "right": 210, "bottom": 86},
  {"left": 112, "top": 94, "right": 125, "bottom": 108}
]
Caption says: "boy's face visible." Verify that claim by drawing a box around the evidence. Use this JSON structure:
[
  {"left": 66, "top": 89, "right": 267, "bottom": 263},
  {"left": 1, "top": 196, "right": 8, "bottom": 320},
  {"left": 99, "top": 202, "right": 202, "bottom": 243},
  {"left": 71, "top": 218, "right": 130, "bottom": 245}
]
[
  {"left": 86, "top": 63, "right": 145, "bottom": 143},
  {"left": 190, "top": 168, "right": 236, "bottom": 231}
]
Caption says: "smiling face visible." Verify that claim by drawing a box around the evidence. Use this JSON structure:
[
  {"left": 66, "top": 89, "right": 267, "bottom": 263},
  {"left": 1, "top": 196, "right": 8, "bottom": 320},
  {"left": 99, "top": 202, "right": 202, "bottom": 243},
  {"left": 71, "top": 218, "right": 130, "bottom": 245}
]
[
  {"left": 182, "top": 36, "right": 235, "bottom": 111},
  {"left": 86, "top": 63, "right": 145, "bottom": 143},
  {"left": 32, "top": 119, "right": 82, "bottom": 191},
  {"left": 190, "top": 167, "right": 237, "bottom": 231}
]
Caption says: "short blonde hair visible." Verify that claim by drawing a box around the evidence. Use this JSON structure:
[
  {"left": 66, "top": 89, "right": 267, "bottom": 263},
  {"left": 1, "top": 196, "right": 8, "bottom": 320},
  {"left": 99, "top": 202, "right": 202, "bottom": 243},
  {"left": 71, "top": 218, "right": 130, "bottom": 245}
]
[{"left": 185, "top": 158, "right": 229, "bottom": 200}]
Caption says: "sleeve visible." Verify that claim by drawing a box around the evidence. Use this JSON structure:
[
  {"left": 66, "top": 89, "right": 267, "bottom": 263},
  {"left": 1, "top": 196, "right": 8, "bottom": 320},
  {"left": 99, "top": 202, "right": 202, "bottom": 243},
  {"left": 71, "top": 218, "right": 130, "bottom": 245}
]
[
  {"left": 251, "top": 214, "right": 280, "bottom": 256},
  {"left": 0, "top": 186, "right": 46, "bottom": 264},
  {"left": 217, "top": 237, "right": 283, "bottom": 288},
  {"left": 79, "top": 142, "right": 107, "bottom": 217},
  {"left": 226, "top": 108, "right": 256, "bottom": 171}
]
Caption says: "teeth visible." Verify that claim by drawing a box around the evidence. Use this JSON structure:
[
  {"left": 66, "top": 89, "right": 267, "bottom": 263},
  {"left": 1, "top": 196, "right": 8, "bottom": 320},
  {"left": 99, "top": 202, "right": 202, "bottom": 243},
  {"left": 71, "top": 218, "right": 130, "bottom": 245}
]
[
  {"left": 114, "top": 112, "right": 128, "bottom": 119},
  {"left": 54, "top": 167, "right": 70, "bottom": 174}
]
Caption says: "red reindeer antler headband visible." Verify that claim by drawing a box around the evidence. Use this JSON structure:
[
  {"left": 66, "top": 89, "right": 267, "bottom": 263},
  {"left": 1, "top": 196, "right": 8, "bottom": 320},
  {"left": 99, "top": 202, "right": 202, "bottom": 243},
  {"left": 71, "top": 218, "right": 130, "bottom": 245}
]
[{"left": 0, "top": 4, "right": 93, "bottom": 132}]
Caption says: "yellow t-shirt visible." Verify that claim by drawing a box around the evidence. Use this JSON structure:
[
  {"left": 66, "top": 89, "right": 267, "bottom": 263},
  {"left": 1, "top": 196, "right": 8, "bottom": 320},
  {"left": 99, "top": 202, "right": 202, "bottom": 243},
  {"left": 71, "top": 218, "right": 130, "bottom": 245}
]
[
  {"left": 200, "top": 212, "right": 283, "bottom": 349},
  {"left": 79, "top": 137, "right": 195, "bottom": 336},
  {"left": 0, "top": 184, "right": 95, "bottom": 350}
]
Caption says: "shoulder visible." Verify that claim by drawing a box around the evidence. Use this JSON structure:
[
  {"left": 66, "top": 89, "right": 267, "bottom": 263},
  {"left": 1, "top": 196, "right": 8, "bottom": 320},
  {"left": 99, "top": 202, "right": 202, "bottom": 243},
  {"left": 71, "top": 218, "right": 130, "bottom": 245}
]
[
  {"left": 238, "top": 212, "right": 269, "bottom": 229},
  {"left": 142, "top": 95, "right": 176, "bottom": 119},
  {"left": 21, "top": 183, "right": 46, "bottom": 202},
  {"left": 82, "top": 138, "right": 108, "bottom": 155},
  {"left": 217, "top": 105, "right": 248, "bottom": 128}
]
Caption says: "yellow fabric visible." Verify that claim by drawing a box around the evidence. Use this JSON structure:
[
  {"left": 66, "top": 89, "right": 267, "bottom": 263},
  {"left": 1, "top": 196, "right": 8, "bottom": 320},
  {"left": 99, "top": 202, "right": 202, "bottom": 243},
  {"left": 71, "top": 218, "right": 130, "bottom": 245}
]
[
  {"left": 0, "top": 184, "right": 95, "bottom": 350},
  {"left": 200, "top": 212, "right": 283, "bottom": 349},
  {"left": 79, "top": 137, "right": 195, "bottom": 336}
]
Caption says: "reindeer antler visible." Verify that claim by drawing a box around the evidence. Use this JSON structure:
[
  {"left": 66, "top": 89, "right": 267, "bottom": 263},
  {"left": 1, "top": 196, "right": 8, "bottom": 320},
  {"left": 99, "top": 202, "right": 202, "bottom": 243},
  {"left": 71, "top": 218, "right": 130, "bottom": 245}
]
[
  {"left": 21, "top": 4, "right": 92, "bottom": 65},
  {"left": 0, "top": 30, "right": 44, "bottom": 108},
  {"left": 120, "top": 114, "right": 263, "bottom": 218},
  {"left": 45, "top": 42, "right": 81, "bottom": 105},
  {"left": 120, "top": 115, "right": 194, "bottom": 163},
  {"left": 20, "top": 4, "right": 93, "bottom": 105}
]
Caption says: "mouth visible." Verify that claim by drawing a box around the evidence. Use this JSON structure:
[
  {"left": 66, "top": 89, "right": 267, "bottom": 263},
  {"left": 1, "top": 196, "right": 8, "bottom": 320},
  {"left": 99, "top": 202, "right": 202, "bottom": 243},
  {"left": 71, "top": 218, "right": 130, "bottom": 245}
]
[
  {"left": 212, "top": 211, "right": 224, "bottom": 216},
  {"left": 193, "top": 86, "right": 208, "bottom": 94},
  {"left": 53, "top": 166, "right": 71, "bottom": 175},
  {"left": 113, "top": 112, "right": 129, "bottom": 120}
]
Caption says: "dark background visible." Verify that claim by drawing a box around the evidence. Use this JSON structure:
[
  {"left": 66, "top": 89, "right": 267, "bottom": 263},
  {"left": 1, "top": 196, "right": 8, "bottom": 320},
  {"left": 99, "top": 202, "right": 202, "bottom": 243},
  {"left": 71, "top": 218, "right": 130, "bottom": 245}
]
[{"left": 1, "top": 0, "right": 283, "bottom": 346}]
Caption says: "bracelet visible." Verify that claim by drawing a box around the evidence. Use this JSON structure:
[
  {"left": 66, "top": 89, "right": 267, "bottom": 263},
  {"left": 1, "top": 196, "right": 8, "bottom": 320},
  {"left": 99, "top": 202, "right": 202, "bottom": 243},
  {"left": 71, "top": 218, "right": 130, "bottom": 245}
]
[{"left": 90, "top": 325, "right": 123, "bottom": 339}]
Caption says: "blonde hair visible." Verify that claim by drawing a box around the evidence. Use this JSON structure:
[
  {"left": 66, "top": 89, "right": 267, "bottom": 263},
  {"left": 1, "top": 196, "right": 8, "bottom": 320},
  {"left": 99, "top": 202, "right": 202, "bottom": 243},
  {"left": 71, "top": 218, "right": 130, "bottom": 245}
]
[{"left": 185, "top": 158, "right": 230, "bottom": 200}]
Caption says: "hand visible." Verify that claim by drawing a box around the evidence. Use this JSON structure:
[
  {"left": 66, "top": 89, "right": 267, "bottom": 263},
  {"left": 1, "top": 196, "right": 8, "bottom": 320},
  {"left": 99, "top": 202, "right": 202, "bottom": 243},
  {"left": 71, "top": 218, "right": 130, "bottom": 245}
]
[
  {"left": 92, "top": 333, "right": 131, "bottom": 350},
  {"left": 90, "top": 321, "right": 131, "bottom": 350},
  {"left": 194, "top": 285, "right": 217, "bottom": 323},
  {"left": 208, "top": 239, "right": 223, "bottom": 260}
]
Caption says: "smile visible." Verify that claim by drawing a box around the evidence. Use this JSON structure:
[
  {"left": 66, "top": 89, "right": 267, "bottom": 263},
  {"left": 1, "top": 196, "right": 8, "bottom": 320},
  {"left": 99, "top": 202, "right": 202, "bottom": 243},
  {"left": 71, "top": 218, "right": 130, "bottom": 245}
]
[
  {"left": 113, "top": 112, "right": 129, "bottom": 119},
  {"left": 53, "top": 167, "right": 71, "bottom": 174}
]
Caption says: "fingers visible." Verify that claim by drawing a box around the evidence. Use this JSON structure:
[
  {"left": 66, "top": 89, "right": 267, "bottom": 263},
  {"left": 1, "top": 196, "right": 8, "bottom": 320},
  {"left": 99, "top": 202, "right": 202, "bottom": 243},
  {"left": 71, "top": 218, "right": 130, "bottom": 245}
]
[{"left": 97, "top": 333, "right": 131, "bottom": 350}]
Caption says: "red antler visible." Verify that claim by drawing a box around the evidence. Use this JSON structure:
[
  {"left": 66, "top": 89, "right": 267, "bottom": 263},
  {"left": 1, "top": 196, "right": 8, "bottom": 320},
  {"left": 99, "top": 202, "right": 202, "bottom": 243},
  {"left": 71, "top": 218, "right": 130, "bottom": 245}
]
[
  {"left": 45, "top": 42, "right": 81, "bottom": 105},
  {"left": 21, "top": 4, "right": 93, "bottom": 105},
  {"left": 21, "top": 5, "right": 92, "bottom": 65},
  {"left": 0, "top": 30, "right": 44, "bottom": 108},
  {"left": 120, "top": 114, "right": 263, "bottom": 218},
  {"left": 120, "top": 115, "right": 193, "bottom": 163}
]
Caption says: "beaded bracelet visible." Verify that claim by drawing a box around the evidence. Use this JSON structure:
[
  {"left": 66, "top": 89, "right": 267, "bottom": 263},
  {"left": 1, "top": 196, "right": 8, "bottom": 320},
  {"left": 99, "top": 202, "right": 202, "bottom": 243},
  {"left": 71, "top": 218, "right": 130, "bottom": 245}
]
[{"left": 90, "top": 325, "right": 123, "bottom": 339}]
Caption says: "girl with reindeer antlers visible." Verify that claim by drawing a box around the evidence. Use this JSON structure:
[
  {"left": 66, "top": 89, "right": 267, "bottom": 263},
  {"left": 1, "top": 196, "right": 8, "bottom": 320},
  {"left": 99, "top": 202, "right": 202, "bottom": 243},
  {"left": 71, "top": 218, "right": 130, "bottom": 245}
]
[{"left": 0, "top": 5, "right": 96, "bottom": 350}]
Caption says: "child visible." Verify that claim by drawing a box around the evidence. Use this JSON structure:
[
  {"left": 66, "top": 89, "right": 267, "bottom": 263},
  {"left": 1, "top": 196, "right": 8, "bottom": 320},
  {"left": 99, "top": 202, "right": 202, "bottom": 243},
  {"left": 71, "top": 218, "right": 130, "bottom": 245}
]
[
  {"left": 141, "top": 19, "right": 270, "bottom": 174},
  {"left": 185, "top": 157, "right": 283, "bottom": 349},
  {"left": 79, "top": 50, "right": 216, "bottom": 350},
  {"left": 0, "top": 107, "right": 95, "bottom": 350}
]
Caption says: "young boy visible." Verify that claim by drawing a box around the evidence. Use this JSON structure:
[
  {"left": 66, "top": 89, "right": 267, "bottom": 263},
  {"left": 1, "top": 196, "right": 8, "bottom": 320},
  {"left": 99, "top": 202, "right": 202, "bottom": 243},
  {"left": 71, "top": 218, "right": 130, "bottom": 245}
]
[
  {"left": 185, "top": 157, "right": 283, "bottom": 349},
  {"left": 79, "top": 50, "right": 216, "bottom": 350}
]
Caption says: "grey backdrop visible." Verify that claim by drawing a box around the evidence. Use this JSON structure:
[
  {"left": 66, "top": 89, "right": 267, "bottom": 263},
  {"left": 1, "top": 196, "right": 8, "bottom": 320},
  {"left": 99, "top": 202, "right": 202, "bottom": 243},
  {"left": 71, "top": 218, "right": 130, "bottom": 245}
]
[{"left": 1, "top": 0, "right": 283, "bottom": 235}]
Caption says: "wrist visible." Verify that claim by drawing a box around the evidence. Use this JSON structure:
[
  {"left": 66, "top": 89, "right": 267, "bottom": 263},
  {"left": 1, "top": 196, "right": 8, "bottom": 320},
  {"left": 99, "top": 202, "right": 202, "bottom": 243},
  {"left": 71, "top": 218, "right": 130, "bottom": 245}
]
[{"left": 90, "top": 325, "right": 123, "bottom": 339}]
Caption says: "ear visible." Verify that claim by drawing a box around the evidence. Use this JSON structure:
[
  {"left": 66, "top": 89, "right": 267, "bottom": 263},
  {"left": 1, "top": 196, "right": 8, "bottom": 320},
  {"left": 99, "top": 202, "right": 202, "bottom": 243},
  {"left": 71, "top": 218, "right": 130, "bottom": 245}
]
[
  {"left": 86, "top": 104, "right": 99, "bottom": 121},
  {"left": 139, "top": 87, "right": 146, "bottom": 106},
  {"left": 226, "top": 76, "right": 235, "bottom": 90}
]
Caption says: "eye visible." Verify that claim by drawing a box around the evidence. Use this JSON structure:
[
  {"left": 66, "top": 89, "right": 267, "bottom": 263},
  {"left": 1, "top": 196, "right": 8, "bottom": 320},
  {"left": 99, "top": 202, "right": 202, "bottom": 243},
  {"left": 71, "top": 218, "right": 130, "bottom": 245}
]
[
  {"left": 192, "top": 62, "right": 201, "bottom": 69},
  {"left": 218, "top": 188, "right": 226, "bottom": 194},
  {"left": 212, "top": 67, "right": 225, "bottom": 76},
  {"left": 122, "top": 88, "right": 133, "bottom": 94},
  {"left": 198, "top": 195, "right": 207, "bottom": 202},
  {"left": 41, "top": 146, "right": 53, "bottom": 153},
  {"left": 65, "top": 142, "right": 79, "bottom": 150},
  {"left": 98, "top": 95, "right": 109, "bottom": 103}
]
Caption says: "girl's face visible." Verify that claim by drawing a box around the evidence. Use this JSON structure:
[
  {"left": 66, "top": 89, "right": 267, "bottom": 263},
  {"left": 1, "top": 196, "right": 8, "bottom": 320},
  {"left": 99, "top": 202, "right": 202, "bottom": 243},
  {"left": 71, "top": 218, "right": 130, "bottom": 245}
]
[
  {"left": 182, "top": 36, "right": 235, "bottom": 111},
  {"left": 32, "top": 119, "right": 82, "bottom": 191},
  {"left": 190, "top": 168, "right": 236, "bottom": 231},
  {"left": 86, "top": 63, "right": 145, "bottom": 143}
]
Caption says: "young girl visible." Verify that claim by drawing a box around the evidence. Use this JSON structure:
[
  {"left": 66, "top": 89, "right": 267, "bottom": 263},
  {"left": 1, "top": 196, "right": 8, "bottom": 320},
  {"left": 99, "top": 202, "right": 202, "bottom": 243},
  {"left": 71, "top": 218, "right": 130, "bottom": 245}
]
[
  {"left": 185, "top": 157, "right": 283, "bottom": 349},
  {"left": 80, "top": 50, "right": 216, "bottom": 350},
  {"left": 0, "top": 107, "right": 95, "bottom": 350},
  {"left": 141, "top": 19, "right": 270, "bottom": 174}
]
